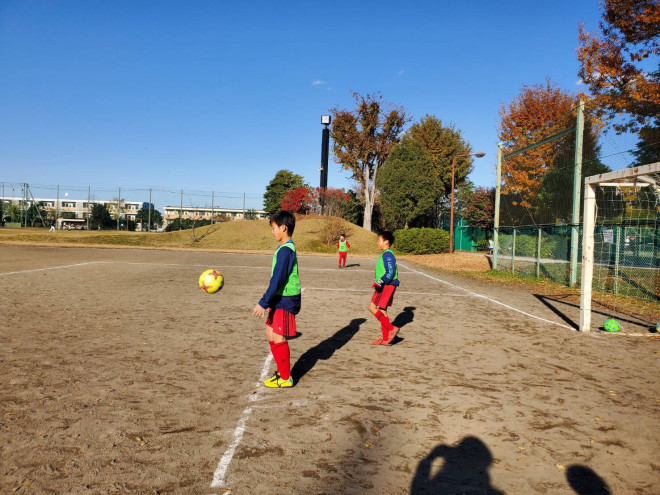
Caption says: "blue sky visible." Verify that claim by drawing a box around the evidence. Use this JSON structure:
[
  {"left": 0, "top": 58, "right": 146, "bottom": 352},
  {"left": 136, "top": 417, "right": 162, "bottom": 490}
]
[{"left": 0, "top": 0, "right": 637, "bottom": 210}]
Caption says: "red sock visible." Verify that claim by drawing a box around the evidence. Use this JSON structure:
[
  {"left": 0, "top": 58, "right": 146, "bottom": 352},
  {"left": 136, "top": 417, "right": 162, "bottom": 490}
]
[
  {"left": 271, "top": 341, "right": 291, "bottom": 380},
  {"left": 374, "top": 310, "right": 393, "bottom": 336}
]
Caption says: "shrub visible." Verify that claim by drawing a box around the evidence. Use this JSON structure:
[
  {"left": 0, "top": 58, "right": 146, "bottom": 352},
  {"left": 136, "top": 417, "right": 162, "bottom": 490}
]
[
  {"left": 319, "top": 217, "right": 350, "bottom": 246},
  {"left": 393, "top": 228, "right": 450, "bottom": 254},
  {"left": 476, "top": 239, "right": 490, "bottom": 251}
]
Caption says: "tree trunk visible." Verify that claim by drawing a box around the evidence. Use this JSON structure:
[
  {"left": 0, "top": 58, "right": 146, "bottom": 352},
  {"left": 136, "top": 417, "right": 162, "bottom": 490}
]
[{"left": 362, "top": 171, "right": 374, "bottom": 231}]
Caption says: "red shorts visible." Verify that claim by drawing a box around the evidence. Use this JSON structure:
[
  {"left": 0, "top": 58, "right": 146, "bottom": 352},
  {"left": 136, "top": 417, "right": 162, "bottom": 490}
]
[
  {"left": 266, "top": 308, "right": 297, "bottom": 337},
  {"left": 371, "top": 285, "right": 396, "bottom": 309}
]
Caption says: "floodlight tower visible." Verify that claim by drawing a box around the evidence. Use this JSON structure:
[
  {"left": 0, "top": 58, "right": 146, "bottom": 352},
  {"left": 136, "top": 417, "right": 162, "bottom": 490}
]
[{"left": 320, "top": 115, "right": 331, "bottom": 213}]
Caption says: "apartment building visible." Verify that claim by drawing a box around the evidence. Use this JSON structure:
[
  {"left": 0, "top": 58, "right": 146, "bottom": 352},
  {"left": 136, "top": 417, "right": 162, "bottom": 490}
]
[
  {"left": 1, "top": 196, "right": 144, "bottom": 224},
  {"left": 162, "top": 205, "right": 267, "bottom": 228}
]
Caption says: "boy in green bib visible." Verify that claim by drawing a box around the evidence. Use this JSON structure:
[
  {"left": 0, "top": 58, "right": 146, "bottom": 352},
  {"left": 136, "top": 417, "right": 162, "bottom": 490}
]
[
  {"left": 252, "top": 210, "right": 301, "bottom": 387},
  {"left": 369, "top": 231, "right": 400, "bottom": 345},
  {"left": 337, "top": 233, "right": 350, "bottom": 268}
]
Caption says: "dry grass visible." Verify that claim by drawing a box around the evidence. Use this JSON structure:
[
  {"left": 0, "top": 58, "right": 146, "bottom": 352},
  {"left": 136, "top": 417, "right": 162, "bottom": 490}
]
[{"left": 0, "top": 217, "right": 382, "bottom": 256}]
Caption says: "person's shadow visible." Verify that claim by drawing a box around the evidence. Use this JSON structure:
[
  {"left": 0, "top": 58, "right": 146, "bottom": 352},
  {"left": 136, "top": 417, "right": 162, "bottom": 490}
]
[
  {"left": 410, "top": 436, "right": 503, "bottom": 495},
  {"left": 390, "top": 306, "right": 415, "bottom": 345},
  {"left": 291, "top": 318, "right": 366, "bottom": 384},
  {"left": 566, "top": 465, "right": 611, "bottom": 494}
]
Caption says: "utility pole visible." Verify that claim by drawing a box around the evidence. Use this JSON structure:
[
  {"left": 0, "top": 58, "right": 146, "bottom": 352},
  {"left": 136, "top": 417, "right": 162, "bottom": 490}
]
[
  {"left": 211, "top": 190, "right": 215, "bottom": 225},
  {"left": 179, "top": 190, "right": 183, "bottom": 231},
  {"left": 243, "top": 193, "right": 246, "bottom": 218},
  {"left": 148, "top": 188, "right": 152, "bottom": 232},
  {"left": 87, "top": 185, "right": 91, "bottom": 231},
  {"left": 117, "top": 187, "right": 121, "bottom": 231},
  {"left": 1, "top": 182, "right": 4, "bottom": 226},
  {"left": 56, "top": 184, "right": 60, "bottom": 230}
]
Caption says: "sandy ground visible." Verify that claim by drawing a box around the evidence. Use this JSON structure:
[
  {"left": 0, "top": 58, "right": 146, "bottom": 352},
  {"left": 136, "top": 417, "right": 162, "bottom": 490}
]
[{"left": 1, "top": 246, "right": 659, "bottom": 494}]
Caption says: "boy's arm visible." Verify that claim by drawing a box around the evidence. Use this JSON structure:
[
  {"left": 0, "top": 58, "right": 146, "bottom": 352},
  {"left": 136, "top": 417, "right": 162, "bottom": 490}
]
[
  {"left": 258, "top": 248, "right": 294, "bottom": 309},
  {"left": 346, "top": 242, "right": 350, "bottom": 249}
]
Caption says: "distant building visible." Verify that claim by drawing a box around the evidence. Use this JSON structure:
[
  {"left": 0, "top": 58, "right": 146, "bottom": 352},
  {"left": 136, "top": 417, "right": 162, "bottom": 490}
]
[
  {"left": 162, "top": 205, "right": 267, "bottom": 228},
  {"left": 1, "top": 196, "right": 144, "bottom": 227}
]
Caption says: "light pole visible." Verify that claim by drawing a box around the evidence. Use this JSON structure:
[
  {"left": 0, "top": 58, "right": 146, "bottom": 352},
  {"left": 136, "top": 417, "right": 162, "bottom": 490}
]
[
  {"left": 449, "top": 151, "right": 485, "bottom": 253},
  {"left": 320, "top": 115, "right": 331, "bottom": 214}
]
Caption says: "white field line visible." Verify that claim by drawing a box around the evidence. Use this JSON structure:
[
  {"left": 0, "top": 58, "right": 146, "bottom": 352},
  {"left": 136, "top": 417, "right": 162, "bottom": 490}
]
[
  {"left": 0, "top": 262, "right": 98, "bottom": 276},
  {"left": 210, "top": 353, "right": 274, "bottom": 490},
  {"left": 210, "top": 286, "right": 308, "bottom": 490},
  {"left": 303, "top": 286, "right": 470, "bottom": 297},
  {"left": 399, "top": 263, "right": 576, "bottom": 332},
  {"left": 0, "top": 260, "right": 379, "bottom": 275}
]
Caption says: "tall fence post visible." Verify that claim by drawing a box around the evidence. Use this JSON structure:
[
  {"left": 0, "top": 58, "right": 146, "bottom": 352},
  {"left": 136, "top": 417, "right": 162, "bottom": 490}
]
[
  {"left": 493, "top": 143, "right": 502, "bottom": 270},
  {"left": 512, "top": 227, "right": 517, "bottom": 274},
  {"left": 570, "top": 99, "right": 585, "bottom": 287},
  {"left": 614, "top": 226, "right": 621, "bottom": 294},
  {"left": 211, "top": 190, "right": 215, "bottom": 225},
  {"left": 536, "top": 227, "right": 542, "bottom": 279}
]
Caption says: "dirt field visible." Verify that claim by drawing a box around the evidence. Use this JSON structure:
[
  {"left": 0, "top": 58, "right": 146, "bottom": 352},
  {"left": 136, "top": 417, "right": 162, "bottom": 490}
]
[{"left": 1, "top": 246, "right": 659, "bottom": 494}]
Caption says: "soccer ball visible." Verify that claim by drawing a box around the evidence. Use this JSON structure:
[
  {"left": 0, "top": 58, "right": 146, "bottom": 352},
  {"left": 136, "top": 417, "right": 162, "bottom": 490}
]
[
  {"left": 603, "top": 318, "right": 620, "bottom": 333},
  {"left": 199, "top": 269, "right": 224, "bottom": 293}
]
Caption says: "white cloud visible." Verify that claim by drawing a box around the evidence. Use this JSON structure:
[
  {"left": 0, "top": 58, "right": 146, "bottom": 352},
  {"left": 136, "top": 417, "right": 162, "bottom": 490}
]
[
  {"left": 397, "top": 70, "right": 405, "bottom": 77},
  {"left": 312, "top": 80, "right": 327, "bottom": 86}
]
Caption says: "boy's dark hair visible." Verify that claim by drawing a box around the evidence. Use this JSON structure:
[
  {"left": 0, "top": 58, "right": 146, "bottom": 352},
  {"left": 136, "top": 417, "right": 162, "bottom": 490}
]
[
  {"left": 270, "top": 210, "right": 296, "bottom": 235},
  {"left": 378, "top": 230, "right": 395, "bottom": 246},
  {"left": 340, "top": 233, "right": 346, "bottom": 237}
]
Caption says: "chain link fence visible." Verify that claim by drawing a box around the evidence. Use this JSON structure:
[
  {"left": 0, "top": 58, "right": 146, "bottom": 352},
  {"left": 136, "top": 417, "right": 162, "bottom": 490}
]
[{"left": 495, "top": 223, "right": 659, "bottom": 304}]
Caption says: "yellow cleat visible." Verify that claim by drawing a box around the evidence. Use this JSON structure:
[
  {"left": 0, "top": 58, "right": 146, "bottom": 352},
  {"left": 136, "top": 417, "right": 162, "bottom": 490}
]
[{"left": 264, "top": 373, "right": 293, "bottom": 388}]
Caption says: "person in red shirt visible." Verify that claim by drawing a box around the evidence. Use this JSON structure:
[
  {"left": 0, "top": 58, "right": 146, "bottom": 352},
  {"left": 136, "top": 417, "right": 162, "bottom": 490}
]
[{"left": 337, "top": 233, "right": 350, "bottom": 268}]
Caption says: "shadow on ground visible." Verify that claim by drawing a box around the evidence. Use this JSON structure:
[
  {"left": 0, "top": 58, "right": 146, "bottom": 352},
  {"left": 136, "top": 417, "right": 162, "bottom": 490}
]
[
  {"left": 534, "top": 294, "right": 654, "bottom": 331},
  {"left": 291, "top": 318, "right": 366, "bottom": 384},
  {"left": 566, "top": 465, "right": 612, "bottom": 494},
  {"left": 410, "top": 436, "right": 503, "bottom": 494},
  {"left": 390, "top": 306, "right": 416, "bottom": 345}
]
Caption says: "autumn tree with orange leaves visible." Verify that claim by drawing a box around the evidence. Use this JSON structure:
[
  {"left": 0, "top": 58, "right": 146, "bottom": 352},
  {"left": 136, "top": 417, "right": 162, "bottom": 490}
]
[
  {"left": 577, "top": 0, "right": 660, "bottom": 133},
  {"left": 498, "top": 80, "right": 608, "bottom": 224},
  {"left": 330, "top": 92, "right": 408, "bottom": 231}
]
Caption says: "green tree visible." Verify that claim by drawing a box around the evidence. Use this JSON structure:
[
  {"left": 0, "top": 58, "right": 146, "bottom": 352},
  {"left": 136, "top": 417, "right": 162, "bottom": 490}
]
[
  {"left": 462, "top": 187, "right": 495, "bottom": 230},
  {"left": 343, "top": 190, "right": 363, "bottom": 226},
  {"left": 377, "top": 140, "right": 437, "bottom": 230},
  {"left": 90, "top": 203, "right": 114, "bottom": 230},
  {"left": 26, "top": 203, "right": 47, "bottom": 227},
  {"left": 406, "top": 115, "right": 475, "bottom": 202},
  {"left": 263, "top": 170, "right": 307, "bottom": 215},
  {"left": 633, "top": 125, "right": 660, "bottom": 166},
  {"left": 330, "top": 91, "right": 408, "bottom": 231},
  {"left": 244, "top": 209, "right": 258, "bottom": 220},
  {"left": 135, "top": 206, "right": 163, "bottom": 230}
]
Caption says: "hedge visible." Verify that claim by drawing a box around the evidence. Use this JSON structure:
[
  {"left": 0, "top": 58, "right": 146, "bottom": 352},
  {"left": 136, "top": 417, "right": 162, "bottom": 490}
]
[{"left": 393, "top": 228, "right": 450, "bottom": 254}]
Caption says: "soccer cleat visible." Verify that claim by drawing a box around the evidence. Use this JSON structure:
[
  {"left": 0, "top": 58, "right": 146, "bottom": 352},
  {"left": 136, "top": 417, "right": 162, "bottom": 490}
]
[
  {"left": 264, "top": 374, "right": 293, "bottom": 388},
  {"left": 264, "top": 372, "right": 280, "bottom": 386},
  {"left": 388, "top": 326, "right": 400, "bottom": 342},
  {"left": 380, "top": 338, "right": 392, "bottom": 346},
  {"left": 372, "top": 338, "right": 384, "bottom": 345}
]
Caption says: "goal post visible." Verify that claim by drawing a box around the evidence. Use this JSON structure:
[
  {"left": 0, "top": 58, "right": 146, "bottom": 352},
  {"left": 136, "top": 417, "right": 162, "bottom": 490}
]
[{"left": 580, "top": 162, "right": 660, "bottom": 332}]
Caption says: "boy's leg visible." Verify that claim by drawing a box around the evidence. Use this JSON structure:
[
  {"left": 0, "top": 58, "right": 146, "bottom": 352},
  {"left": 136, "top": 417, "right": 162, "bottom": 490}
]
[
  {"left": 368, "top": 301, "right": 390, "bottom": 343},
  {"left": 264, "top": 310, "right": 293, "bottom": 385}
]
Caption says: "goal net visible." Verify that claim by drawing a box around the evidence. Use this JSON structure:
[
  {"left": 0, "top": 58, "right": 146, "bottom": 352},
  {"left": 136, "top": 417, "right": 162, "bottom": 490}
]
[{"left": 580, "top": 162, "right": 660, "bottom": 332}]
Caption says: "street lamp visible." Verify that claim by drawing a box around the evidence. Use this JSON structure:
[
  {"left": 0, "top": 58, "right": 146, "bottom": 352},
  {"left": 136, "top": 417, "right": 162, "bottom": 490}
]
[
  {"left": 320, "top": 115, "right": 331, "bottom": 214},
  {"left": 450, "top": 151, "right": 485, "bottom": 254}
]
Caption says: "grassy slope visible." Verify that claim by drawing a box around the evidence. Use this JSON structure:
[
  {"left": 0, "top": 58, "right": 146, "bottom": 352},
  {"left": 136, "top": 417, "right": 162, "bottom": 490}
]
[{"left": 0, "top": 217, "right": 382, "bottom": 256}]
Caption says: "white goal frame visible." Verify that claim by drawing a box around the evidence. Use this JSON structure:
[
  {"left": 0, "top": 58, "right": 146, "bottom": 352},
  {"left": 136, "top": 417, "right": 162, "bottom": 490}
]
[{"left": 580, "top": 162, "right": 660, "bottom": 332}]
